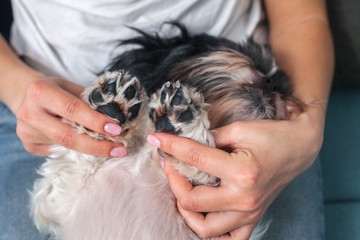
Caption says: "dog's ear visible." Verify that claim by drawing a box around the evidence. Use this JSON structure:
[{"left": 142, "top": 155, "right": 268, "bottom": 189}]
[{"left": 274, "top": 93, "right": 306, "bottom": 120}]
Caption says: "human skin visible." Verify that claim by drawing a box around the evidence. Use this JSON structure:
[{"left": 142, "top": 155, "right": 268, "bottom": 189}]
[
  {"left": 147, "top": 0, "right": 334, "bottom": 239},
  {"left": 0, "top": 36, "right": 126, "bottom": 157}
]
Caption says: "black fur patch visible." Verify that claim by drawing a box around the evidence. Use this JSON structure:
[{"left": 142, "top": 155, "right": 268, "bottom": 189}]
[
  {"left": 160, "top": 90, "right": 167, "bottom": 105},
  {"left": 106, "top": 22, "right": 293, "bottom": 99},
  {"left": 103, "top": 21, "right": 298, "bottom": 126},
  {"left": 148, "top": 108, "right": 155, "bottom": 122},
  {"left": 236, "top": 39, "right": 274, "bottom": 75},
  {"left": 264, "top": 70, "right": 292, "bottom": 95}
]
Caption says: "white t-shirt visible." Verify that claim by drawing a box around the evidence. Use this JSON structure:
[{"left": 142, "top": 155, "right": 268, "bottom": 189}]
[{"left": 10, "top": 0, "right": 264, "bottom": 86}]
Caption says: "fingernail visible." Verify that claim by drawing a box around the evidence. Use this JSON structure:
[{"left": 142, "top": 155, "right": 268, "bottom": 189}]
[
  {"left": 147, "top": 135, "right": 161, "bottom": 148},
  {"left": 160, "top": 158, "right": 165, "bottom": 169},
  {"left": 110, "top": 146, "right": 127, "bottom": 157},
  {"left": 104, "top": 123, "right": 122, "bottom": 135}
]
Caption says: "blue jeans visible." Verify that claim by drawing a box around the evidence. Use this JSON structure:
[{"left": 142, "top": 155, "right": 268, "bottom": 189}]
[
  {"left": 263, "top": 154, "right": 325, "bottom": 239},
  {"left": 0, "top": 102, "right": 45, "bottom": 240},
  {"left": 0, "top": 102, "right": 325, "bottom": 240}
]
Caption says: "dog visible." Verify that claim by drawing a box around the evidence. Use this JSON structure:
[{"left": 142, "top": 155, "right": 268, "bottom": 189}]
[{"left": 30, "top": 22, "right": 304, "bottom": 240}]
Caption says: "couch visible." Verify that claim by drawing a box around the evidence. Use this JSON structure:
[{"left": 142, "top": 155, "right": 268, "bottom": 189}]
[
  {"left": 322, "top": 1, "right": 360, "bottom": 239},
  {"left": 1, "top": 1, "right": 359, "bottom": 239}
]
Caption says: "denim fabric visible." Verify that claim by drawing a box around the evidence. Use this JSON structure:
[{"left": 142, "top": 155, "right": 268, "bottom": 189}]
[
  {"left": 0, "top": 101, "right": 325, "bottom": 240},
  {"left": 0, "top": 102, "right": 45, "bottom": 240},
  {"left": 263, "top": 157, "right": 325, "bottom": 239}
]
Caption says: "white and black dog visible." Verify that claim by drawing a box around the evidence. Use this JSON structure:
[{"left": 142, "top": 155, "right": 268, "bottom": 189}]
[{"left": 30, "top": 22, "right": 304, "bottom": 240}]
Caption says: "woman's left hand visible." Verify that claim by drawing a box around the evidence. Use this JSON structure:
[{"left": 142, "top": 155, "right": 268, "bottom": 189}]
[{"left": 148, "top": 107, "right": 324, "bottom": 239}]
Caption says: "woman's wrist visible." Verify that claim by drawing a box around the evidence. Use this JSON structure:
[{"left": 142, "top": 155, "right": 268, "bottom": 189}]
[
  {"left": 0, "top": 35, "right": 46, "bottom": 113},
  {"left": 5, "top": 65, "right": 46, "bottom": 114},
  {"left": 288, "top": 103, "right": 326, "bottom": 175}
]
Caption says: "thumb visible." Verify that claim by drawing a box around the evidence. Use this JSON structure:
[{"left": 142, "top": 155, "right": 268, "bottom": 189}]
[{"left": 211, "top": 121, "right": 245, "bottom": 149}]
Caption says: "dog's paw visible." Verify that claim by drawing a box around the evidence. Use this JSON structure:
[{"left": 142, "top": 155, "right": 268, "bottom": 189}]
[
  {"left": 85, "top": 70, "right": 146, "bottom": 129},
  {"left": 79, "top": 71, "right": 147, "bottom": 147},
  {"left": 149, "top": 81, "right": 208, "bottom": 140},
  {"left": 149, "top": 81, "right": 218, "bottom": 186}
]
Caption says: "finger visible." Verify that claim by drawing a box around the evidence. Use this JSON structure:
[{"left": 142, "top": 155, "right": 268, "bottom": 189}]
[
  {"left": 37, "top": 112, "right": 126, "bottom": 157},
  {"left": 32, "top": 81, "right": 122, "bottom": 136},
  {"left": 151, "top": 133, "right": 234, "bottom": 178},
  {"left": 212, "top": 120, "right": 284, "bottom": 151},
  {"left": 211, "top": 121, "right": 255, "bottom": 150},
  {"left": 178, "top": 203, "right": 259, "bottom": 239},
  {"left": 163, "top": 163, "right": 236, "bottom": 212},
  {"left": 211, "top": 122, "right": 240, "bottom": 149},
  {"left": 22, "top": 143, "right": 52, "bottom": 157},
  {"left": 215, "top": 225, "right": 255, "bottom": 240},
  {"left": 16, "top": 119, "right": 51, "bottom": 145}
]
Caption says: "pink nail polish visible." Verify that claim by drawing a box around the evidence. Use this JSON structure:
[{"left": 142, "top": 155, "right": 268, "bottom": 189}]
[
  {"left": 160, "top": 158, "right": 165, "bottom": 169},
  {"left": 110, "top": 147, "right": 127, "bottom": 157},
  {"left": 147, "top": 135, "right": 161, "bottom": 148},
  {"left": 104, "top": 123, "right": 122, "bottom": 135}
]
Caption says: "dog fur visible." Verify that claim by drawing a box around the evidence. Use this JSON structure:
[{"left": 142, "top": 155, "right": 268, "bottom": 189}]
[{"left": 30, "top": 22, "right": 304, "bottom": 240}]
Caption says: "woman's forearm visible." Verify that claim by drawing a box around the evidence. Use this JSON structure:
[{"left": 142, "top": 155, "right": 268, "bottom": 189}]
[
  {"left": 0, "top": 35, "right": 45, "bottom": 113},
  {"left": 265, "top": 0, "right": 334, "bottom": 111}
]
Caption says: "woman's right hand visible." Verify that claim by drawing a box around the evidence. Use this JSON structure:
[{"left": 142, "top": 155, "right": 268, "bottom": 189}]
[{"left": 14, "top": 77, "right": 127, "bottom": 157}]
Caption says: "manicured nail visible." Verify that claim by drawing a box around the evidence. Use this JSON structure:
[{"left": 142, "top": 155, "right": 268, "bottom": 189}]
[
  {"left": 104, "top": 123, "right": 122, "bottom": 135},
  {"left": 160, "top": 158, "right": 165, "bottom": 169},
  {"left": 147, "top": 135, "right": 161, "bottom": 148},
  {"left": 210, "top": 129, "right": 217, "bottom": 134},
  {"left": 110, "top": 146, "right": 127, "bottom": 157}
]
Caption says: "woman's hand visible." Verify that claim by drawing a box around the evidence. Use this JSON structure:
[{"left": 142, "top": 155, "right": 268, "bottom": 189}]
[
  {"left": 148, "top": 106, "right": 325, "bottom": 239},
  {"left": 14, "top": 77, "right": 127, "bottom": 157},
  {"left": 0, "top": 36, "right": 126, "bottom": 157},
  {"left": 148, "top": 0, "right": 333, "bottom": 236}
]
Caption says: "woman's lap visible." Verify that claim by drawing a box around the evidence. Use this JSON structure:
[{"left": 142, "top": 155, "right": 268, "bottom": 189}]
[
  {"left": 0, "top": 102, "right": 325, "bottom": 240},
  {"left": 0, "top": 102, "right": 44, "bottom": 240},
  {"left": 263, "top": 157, "right": 325, "bottom": 239}
]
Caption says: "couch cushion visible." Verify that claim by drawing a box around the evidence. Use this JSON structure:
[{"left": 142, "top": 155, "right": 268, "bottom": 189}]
[
  {"left": 321, "top": 88, "right": 360, "bottom": 201},
  {"left": 327, "top": 0, "right": 360, "bottom": 87},
  {"left": 325, "top": 202, "right": 360, "bottom": 240}
]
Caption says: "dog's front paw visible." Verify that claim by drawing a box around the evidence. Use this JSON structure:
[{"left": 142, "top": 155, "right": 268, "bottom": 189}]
[
  {"left": 88, "top": 71, "right": 145, "bottom": 126},
  {"left": 149, "top": 81, "right": 210, "bottom": 142},
  {"left": 81, "top": 71, "right": 147, "bottom": 146},
  {"left": 149, "top": 81, "right": 218, "bottom": 186}
]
